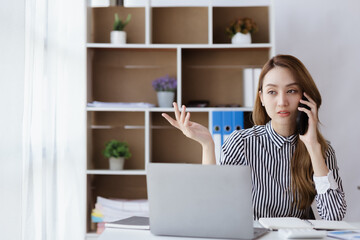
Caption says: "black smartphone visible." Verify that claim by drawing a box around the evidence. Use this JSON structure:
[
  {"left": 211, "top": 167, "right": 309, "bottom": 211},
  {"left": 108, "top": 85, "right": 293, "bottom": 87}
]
[{"left": 296, "top": 95, "right": 311, "bottom": 135}]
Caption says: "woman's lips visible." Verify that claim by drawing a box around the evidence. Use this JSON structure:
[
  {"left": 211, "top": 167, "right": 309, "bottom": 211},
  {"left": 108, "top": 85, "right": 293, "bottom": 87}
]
[{"left": 277, "top": 111, "right": 290, "bottom": 117}]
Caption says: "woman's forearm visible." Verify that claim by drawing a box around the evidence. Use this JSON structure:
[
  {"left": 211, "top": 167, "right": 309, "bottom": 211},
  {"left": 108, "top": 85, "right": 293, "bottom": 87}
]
[
  {"left": 307, "top": 142, "right": 329, "bottom": 176},
  {"left": 202, "top": 141, "right": 216, "bottom": 165}
]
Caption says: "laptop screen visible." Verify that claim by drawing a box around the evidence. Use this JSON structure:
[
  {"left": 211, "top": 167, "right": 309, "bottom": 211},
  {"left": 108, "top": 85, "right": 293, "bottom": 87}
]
[{"left": 146, "top": 163, "right": 254, "bottom": 239}]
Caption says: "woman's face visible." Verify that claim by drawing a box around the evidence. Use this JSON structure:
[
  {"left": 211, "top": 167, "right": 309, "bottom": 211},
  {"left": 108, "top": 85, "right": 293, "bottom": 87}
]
[{"left": 260, "top": 66, "right": 302, "bottom": 131}]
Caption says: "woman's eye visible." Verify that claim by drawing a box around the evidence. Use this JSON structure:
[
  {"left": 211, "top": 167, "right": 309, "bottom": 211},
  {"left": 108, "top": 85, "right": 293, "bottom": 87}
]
[
  {"left": 287, "top": 89, "right": 298, "bottom": 94},
  {"left": 267, "top": 90, "right": 276, "bottom": 95}
]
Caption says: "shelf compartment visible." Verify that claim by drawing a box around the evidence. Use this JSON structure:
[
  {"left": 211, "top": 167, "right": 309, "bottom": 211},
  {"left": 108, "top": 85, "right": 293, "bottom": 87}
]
[
  {"left": 182, "top": 48, "right": 269, "bottom": 107},
  {"left": 88, "top": 111, "right": 145, "bottom": 170},
  {"left": 90, "top": 48, "right": 177, "bottom": 103},
  {"left": 91, "top": 175, "right": 147, "bottom": 198},
  {"left": 90, "top": 6, "right": 145, "bottom": 44},
  {"left": 86, "top": 175, "right": 147, "bottom": 233},
  {"left": 150, "top": 111, "right": 208, "bottom": 164},
  {"left": 213, "top": 6, "right": 270, "bottom": 44},
  {"left": 152, "top": 7, "right": 208, "bottom": 44}
]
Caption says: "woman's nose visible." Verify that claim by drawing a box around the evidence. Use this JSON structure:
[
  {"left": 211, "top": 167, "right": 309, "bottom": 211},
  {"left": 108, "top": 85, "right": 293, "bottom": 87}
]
[{"left": 277, "top": 93, "right": 289, "bottom": 106}]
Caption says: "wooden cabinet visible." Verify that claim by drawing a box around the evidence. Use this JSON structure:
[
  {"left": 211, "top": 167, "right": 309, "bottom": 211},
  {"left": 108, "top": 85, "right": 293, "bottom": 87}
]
[{"left": 86, "top": 0, "right": 274, "bottom": 237}]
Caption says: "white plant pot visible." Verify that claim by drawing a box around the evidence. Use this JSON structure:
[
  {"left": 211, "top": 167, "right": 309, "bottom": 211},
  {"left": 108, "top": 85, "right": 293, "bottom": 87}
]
[
  {"left": 111, "top": 31, "right": 126, "bottom": 44},
  {"left": 109, "top": 157, "right": 125, "bottom": 170},
  {"left": 157, "top": 91, "right": 175, "bottom": 108},
  {"left": 231, "top": 32, "right": 252, "bottom": 44}
]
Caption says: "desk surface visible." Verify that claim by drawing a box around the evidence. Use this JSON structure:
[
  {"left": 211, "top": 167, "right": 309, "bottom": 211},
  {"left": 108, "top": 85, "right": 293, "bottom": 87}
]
[{"left": 98, "top": 222, "right": 360, "bottom": 240}]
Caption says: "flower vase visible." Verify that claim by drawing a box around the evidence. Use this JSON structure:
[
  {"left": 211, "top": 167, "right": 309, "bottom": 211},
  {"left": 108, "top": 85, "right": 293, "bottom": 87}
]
[
  {"left": 157, "top": 91, "right": 175, "bottom": 108},
  {"left": 111, "top": 31, "right": 126, "bottom": 44},
  {"left": 231, "top": 32, "right": 251, "bottom": 44},
  {"left": 109, "top": 157, "right": 125, "bottom": 170}
]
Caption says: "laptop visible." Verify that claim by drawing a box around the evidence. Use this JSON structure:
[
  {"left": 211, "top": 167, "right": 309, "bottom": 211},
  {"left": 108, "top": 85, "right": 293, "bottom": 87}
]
[{"left": 146, "top": 163, "right": 268, "bottom": 239}]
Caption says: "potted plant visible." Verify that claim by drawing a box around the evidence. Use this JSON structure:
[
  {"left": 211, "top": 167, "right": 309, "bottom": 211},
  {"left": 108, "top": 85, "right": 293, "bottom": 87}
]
[
  {"left": 103, "top": 140, "right": 131, "bottom": 170},
  {"left": 110, "top": 13, "right": 132, "bottom": 44},
  {"left": 225, "top": 17, "right": 258, "bottom": 44},
  {"left": 152, "top": 75, "right": 177, "bottom": 107}
]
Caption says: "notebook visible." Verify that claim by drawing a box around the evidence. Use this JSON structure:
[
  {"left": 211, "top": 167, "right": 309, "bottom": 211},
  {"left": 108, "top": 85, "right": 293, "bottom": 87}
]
[
  {"left": 146, "top": 163, "right": 268, "bottom": 239},
  {"left": 105, "top": 216, "right": 150, "bottom": 230}
]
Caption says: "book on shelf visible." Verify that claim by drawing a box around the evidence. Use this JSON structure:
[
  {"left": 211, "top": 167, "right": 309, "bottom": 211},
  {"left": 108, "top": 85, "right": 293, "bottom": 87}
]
[
  {"left": 105, "top": 216, "right": 150, "bottom": 230},
  {"left": 259, "top": 217, "right": 358, "bottom": 231}
]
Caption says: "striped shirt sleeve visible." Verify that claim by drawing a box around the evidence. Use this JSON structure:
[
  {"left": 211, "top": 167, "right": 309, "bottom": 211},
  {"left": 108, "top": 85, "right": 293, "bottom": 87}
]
[
  {"left": 220, "top": 130, "right": 247, "bottom": 165},
  {"left": 314, "top": 143, "right": 347, "bottom": 220}
]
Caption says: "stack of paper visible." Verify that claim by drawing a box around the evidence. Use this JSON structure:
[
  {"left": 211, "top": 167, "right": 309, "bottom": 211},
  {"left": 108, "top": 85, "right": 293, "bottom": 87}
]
[
  {"left": 91, "top": 196, "right": 149, "bottom": 233},
  {"left": 87, "top": 101, "right": 155, "bottom": 108}
]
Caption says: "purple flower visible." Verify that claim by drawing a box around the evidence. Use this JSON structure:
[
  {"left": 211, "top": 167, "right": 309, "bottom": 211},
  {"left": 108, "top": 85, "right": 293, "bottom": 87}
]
[{"left": 152, "top": 75, "right": 177, "bottom": 92}]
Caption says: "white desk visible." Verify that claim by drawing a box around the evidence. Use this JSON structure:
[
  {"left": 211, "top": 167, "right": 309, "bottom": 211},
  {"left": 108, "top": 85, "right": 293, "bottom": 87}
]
[{"left": 98, "top": 222, "right": 360, "bottom": 240}]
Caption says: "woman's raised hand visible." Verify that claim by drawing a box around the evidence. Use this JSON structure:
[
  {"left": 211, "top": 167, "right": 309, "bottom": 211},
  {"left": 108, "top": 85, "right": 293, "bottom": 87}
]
[{"left": 162, "top": 102, "right": 214, "bottom": 147}]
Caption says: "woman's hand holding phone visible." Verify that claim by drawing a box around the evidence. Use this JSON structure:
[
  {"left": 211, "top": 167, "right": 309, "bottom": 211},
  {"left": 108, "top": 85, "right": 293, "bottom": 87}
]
[
  {"left": 297, "top": 92, "right": 319, "bottom": 146},
  {"left": 298, "top": 93, "right": 330, "bottom": 176}
]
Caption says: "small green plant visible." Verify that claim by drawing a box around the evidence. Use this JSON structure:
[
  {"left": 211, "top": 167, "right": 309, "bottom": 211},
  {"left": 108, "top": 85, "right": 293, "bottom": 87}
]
[
  {"left": 103, "top": 140, "right": 132, "bottom": 159},
  {"left": 226, "top": 17, "right": 258, "bottom": 38},
  {"left": 113, "top": 13, "right": 132, "bottom": 31}
]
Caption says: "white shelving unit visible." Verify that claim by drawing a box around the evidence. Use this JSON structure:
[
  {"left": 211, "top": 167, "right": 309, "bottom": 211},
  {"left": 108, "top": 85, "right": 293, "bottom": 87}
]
[{"left": 85, "top": 0, "right": 275, "bottom": 238}]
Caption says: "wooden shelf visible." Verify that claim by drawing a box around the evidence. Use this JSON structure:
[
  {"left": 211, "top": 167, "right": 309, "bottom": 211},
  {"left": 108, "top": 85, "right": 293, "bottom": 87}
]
[{"left": 85, "top": 2, "right": 274, "bottom": 235}]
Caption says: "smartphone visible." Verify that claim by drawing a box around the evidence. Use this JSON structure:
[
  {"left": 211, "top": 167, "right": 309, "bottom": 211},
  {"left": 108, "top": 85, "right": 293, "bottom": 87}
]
[{"left": 296, "top": 95, "right": 311, "bottom": 135}]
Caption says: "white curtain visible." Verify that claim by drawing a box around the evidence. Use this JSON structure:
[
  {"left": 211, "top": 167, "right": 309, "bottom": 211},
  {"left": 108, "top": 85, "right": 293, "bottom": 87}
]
[{"left": 23, "top": 0, "right": 86, "bottom": 239}]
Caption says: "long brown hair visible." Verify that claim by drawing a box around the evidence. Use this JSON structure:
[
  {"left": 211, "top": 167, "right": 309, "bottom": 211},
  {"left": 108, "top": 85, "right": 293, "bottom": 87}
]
[{"left": 252, "top": 55, "right": 328, "bottom": 211}]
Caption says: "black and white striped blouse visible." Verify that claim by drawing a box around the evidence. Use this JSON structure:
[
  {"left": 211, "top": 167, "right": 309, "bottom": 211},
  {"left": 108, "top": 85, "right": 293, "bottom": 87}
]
[{"left": 221, "top": 121, "right": 346, "bottom": 220}]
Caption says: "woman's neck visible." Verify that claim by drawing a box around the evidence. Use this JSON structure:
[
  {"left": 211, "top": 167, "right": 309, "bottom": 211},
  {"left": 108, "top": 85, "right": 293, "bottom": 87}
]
[{"left": 271, "top": 121, "right": 296, "bottom": 137}]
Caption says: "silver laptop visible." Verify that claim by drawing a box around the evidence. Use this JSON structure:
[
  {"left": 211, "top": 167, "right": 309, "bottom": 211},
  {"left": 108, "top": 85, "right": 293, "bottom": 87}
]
[{"left": 146, "top": 163, "right": 268, "bottom": 239}]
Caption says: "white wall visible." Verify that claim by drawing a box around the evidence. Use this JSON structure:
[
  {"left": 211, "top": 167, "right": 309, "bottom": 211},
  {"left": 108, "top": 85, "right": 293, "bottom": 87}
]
[
  {"left": 274, "top": 0, "right": 360, "bottom": 221},
  {"left": 0, "top": 0, "right": 24, "bottom": 239}
]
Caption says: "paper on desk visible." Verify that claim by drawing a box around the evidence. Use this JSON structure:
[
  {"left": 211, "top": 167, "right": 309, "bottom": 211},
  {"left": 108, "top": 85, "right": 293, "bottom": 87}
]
[
  {"left": 259, "top": 217, "right": 311, "bottom": 229},
  {"left": 259, "top": 217, "right": 358, "bottom": 231},
  {"left": 308, "top": 220, "right": 358, "bottom": 230},
  {"left": 327, "top": 230, "right": 360, "bottom": 240}
]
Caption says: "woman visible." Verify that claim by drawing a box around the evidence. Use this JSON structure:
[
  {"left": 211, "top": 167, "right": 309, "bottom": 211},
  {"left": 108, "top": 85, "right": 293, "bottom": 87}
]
[{"left": 162, "top": 55, "right": 346, "bottom": 220}]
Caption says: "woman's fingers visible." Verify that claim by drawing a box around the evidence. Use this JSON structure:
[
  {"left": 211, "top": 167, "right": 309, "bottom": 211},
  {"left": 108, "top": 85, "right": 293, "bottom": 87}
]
[
  {"left": 164, "top": 102, "right": 193, "bottom": 134},
  {"left": 301, "top": 92, "right": 318, "bottom": 112},
  {"left": 180, "top": 105, "right": 186, "bottom": 124},
  {"left": 301, "top": 93, "right": 320, "bottom": 122},
  {"left": 298, "top": 106, "right": 312, "bottom": 118},
  {"left": 303, "top": 92, "right": 316, "bottom": 105},
  {"left": 162, "top": 113, "right": 180, "bottom": 129},
  {"left": 184, "top": 112, "right": 191, "bottom": 126},
  {"left": 173, "top": 102, "right": 180, "bottom": 121}
]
